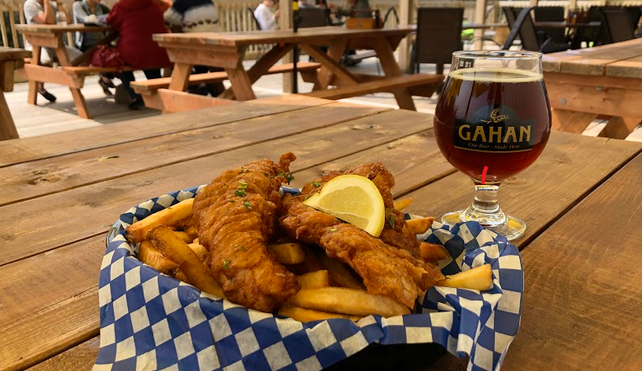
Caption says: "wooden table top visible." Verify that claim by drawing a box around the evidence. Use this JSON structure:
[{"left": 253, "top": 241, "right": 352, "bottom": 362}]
[
  {"left": 0, "top": 47, "right": 30, "bottom": 62},
  {"left": 534, "top": 21, "right": 600, "bottom": 29},
  {"left": 15, "top": 24, "right": 110, "bottom": 34},
  {"left": 543, "top": 39, "right": 642, "bottom": 77},
  {"left": 153, "top": 26, "right": 414, "bottom": 47},
  {"left": 462, "top": 22, "right": 508, "bottom": 29},
  {"left": 1, "top": 94, "right": 642, "bottom": 371}
]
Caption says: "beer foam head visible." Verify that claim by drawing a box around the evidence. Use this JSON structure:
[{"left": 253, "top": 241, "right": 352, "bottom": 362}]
[{"left": 449, "top": 68, "right": 542, "bottom": 83}]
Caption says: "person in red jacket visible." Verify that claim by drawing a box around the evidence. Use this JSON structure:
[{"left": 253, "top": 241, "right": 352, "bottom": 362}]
[{"left": 107, "top": 0, "right": 171, "bottom": 109}]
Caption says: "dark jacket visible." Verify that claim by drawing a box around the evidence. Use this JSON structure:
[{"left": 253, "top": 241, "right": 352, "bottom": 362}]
[{"left": 107, "top": 0, "right": 171, "bottom": 69}]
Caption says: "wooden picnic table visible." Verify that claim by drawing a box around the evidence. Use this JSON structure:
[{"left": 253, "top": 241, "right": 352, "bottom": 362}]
[
  {"left": 542, "top": 39, "right": 642, "bottom": 138},
  {"left": 15, "top": 24, "right": 112, "bottom": 119},
  {"left": 152, "top": 27, "right": 441, "bottom": 111},
  {"left": 1, "top": 94, "right": 642, "bottom": 371},
  {"left": 0, "top": 46, "right": 30, "bottom": 141}
]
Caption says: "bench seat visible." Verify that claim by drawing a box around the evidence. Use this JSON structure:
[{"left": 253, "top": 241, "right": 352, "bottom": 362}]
[
  {"left": 305, "top": 73, "right": 444, "bottom": 100},
  {"left": 131, "top": 62, "right": 321, "bottom": 93},
  {"left": 62, "top": 66, "right": 135, "bottom": 76}
]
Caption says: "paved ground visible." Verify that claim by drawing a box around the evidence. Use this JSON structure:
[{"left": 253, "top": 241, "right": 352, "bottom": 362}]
[{"left": 6, "top": 57, "right": 441, "bottom": 138}]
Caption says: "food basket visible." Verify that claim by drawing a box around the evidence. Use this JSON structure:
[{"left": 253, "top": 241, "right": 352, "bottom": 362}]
[{"left": 95, "top": 186, "right": 523, "bottom": 371}]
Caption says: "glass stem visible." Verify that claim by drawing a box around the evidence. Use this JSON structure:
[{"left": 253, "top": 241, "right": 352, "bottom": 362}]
[{"left": 461, "top": 184, "right": 507, "bottom": 227}]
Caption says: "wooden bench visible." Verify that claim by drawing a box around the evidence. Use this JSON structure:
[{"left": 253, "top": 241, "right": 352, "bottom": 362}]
[
  {"left": 305, "top": 73, "right": 444, "bottom": 101},
  {"left": 133, "top": 62, "right": 321, "bottom": 112}
]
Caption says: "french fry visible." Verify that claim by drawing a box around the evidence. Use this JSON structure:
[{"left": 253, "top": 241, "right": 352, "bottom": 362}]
[
  {"left": 126, "top": 198, "right": 194, "bottom": 243},
  {"left": 188, "top": 241, "right": 208, "bottom": 262},
  {"left": 174, "top": 231, "right": 193, "bottom": 243},
  {"left": 138, "top": 240, "right": 180, "bottom": 276},
  {"left": 279, "top": 305, "right": 361, "bottom": 322},
  {"left": 297, "top": 270, "right": 330, "bottom": 289},
  {"left": 406, "top": 217, "right": 434, "bottom": 235},
  {"left": 316, "top": 251, "right": 365, "bottom": 290},
  {"left": 419, "top": 242, "right": 450, "bottom": 262},
  {"left": 288, "top": 287, "right": 411, "bottom": 317},
  {"left": 147, "top": 225, "right": 225, "bottom": 298},
  {"left": 184, "top": 224, "right": 199, "bottom": 240},
  {"left": 393, "top": 198, "right": 412, "bottom": 211},
  {"left": 437, "top": 264, "right": 493, "bottom": 291},
  {"left": 300, "top": 245, "right": 325, "bottom": 273},
  {"left": 268, "top": 242, "right": 306, "bottom": 265}
]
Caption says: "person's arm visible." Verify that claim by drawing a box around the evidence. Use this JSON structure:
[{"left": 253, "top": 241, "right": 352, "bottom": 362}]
[
  {"left": 57, "top": 1, "right": 72, "bottom": 23},
  {"left": 72, "top": 1, "right": 91, "bottom": 23},
  {"left": 29, "top": 0, "right": 56, "bottom": 24}
]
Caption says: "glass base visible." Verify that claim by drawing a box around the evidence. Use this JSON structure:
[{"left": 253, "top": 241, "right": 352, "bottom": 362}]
[{"left": 441, "top": 210, "right": 526, "bottom": 241}]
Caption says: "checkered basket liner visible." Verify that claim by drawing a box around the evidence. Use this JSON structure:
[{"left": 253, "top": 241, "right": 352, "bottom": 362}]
[{"left": 95, "top": 186, "right": 523, "bottom": 371}]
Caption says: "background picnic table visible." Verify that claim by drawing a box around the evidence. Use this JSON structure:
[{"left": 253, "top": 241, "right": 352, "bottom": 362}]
[{"left": 1, "top": 95, "right": 642, "bottom": 370}]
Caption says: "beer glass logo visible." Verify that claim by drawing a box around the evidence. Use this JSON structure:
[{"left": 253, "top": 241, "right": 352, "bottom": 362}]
[{"left": 453, "top": 106, "right": 534, "bottom": 153}]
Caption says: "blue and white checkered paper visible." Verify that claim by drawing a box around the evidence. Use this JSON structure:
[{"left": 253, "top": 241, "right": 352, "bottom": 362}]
[{"left": 95, "top": 186, "right": 523, "bottom": 371}]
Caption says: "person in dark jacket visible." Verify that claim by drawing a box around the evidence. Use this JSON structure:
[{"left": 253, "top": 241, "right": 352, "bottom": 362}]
[{"left": 106, "top": 0, "right": 171, "bottom": 109}]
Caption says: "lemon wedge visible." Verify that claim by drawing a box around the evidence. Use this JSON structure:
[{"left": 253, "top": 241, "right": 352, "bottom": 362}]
[{"left": 303, "top": 174, "right": 385, "bottom": 237}]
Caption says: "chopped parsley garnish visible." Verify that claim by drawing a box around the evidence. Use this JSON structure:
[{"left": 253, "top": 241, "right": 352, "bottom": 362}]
[
  {"left": 386, "top": 209, "right": 395, "bottom": 229},
  {"left": 237, "top": 181, "right": 248, "bottom": 189},
  {"left": 312, "top": 181, "right": 322, "bottom": 188},
  {"left": 329, "top": 228, "right": 336, "bottom": 232},
  {"left": 264, "top": 172, "right": 269, "bottom": 177},
  {"left": 230, "top": 200, "right": 236, "bottom": 203},
  {"left": 235, "top": 190, "right": 246, "bottom": 197},
  {"left": 239, "top": 246, "right": 248, "bottom": 252},
  {"left": 223, "top": 259, "right": 231, "bottom": 269},
  {"left": 243, "top": 200, "right": 252, "bottom": 209},
  {"left": 238, "top": 167, "right": 245, "bottom": 174},
  {"left": 277, "top": 171, "right": 295, "bottom": 184}
]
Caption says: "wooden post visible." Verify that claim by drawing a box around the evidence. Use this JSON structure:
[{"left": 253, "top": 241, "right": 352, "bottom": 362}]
[
  {"left": 398, "top": 0, "right": 412, "bottom": 73},
  {"left": 473, "top": 0, "right": 487, "bottom": 50},
  {"left": 529, "top": 0, "right": 539, "bottom": 6},
  {"left": 568, "top": 0, "right": 578, "bottom": 11},
  {"left": 281, "top": 0, "right": 293, "bottom": 93}
]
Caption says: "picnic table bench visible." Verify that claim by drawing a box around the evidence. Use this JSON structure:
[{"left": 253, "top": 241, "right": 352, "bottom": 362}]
[
  {"left": 144, "top": 27, "right": 442, "bottom": 112},
  {"left": 1, "top": 94, "right": 642, "bottom": 370},
  {"left": 15, "top": 24, "right": 126, "bottom": 120},
  {"left": 0, "top": 46, "right": 30, "bottom": 140},
  {"left": 543, "top": 39, "right": 642, "bottom": 138}
]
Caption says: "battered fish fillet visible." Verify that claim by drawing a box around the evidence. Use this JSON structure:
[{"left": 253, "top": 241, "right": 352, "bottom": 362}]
[
  {"left": 280, "top": 194, "right": 444, "bottom": 309},
  {"left": 300, "top": 163, "right": 423, "bottom": 258},
  {"left": 193, "top": 153, "right": 299, "bottom": 313}
]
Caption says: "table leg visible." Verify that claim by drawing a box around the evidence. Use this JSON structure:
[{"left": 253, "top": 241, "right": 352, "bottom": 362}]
[
  {"left": 169, "top": 63, "right": 193, "bottom": 92},
  {"left": 225, "top": 60, "right": 257, "bottom": 101},
  {"left": 0, "top": 90, "right": 19, "bottom": 140},
  {"left": 55, "top": 42, "right": 91, "bottom": 119},
  {"left": 299, "top": 44, "right": 358, "bottom": 88},
  {"left": 315, "top": 39, "right": 348, "bottom": 89},
  {"left": 551, "top": 108, "right": 596, "bottom": 133},
  {"left": 28, "top": 46, "right": 42, "bottom": 106},
  {"left": 372, "top": 36, "right": 416, "bottom": 111}
]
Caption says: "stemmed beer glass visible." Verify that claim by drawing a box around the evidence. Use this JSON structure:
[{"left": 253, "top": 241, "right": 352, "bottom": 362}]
[{"left": 433, "top": 51, "right": 551, "bottom": 240}]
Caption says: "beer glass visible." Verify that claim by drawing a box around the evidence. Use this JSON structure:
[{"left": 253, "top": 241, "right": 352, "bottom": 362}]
[{"left": 433, "top": 51, "right": 551, "bottom": 240}]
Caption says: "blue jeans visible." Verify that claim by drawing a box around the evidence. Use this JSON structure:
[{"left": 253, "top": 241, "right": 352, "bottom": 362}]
[{"left": 119, "top": 69, "right": 161, "bottom": 100}]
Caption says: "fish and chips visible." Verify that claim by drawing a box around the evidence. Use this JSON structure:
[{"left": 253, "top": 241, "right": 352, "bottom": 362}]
[{"left": 126, "top": 153, "right": 493, "bottom": 321}]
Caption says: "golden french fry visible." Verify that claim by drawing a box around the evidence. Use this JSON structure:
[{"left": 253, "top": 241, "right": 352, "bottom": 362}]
[
  {"left": 138, "top": 240, "right": 180, "bottom": 276},
  {"left": 297, "top": 270, "right": 330, "bottom": 289},
  {"left": 126, "top": 198, "right": 194, "bottom": 243},
  {"left": 406, "top": 217, "right": 434, "bottom": 235},
  {"left": 393, "top": 198, "right": 412, "bottom": 211},
  {"left": 437, "top": 264, "right": 493, "bottom": 291},
  {"left": 174, "top": 270, "right": 189, "bottom": 282},
  {"left": 279, "top": 305, "right": 361, "bottom": 322},
  {"left": 268, "top": 242, "right": 306, "bottom": 265},
  {"left": 419, "top": 242, "right": 450, "bottom": 262},
  {"left": 316, "top": 251, "right": 365, "bottom": 290},
  {"left": 188, "top": 242, "right": 208, "bottom": 262},
  {"left": 288, "top": 287, "right": 410, "bottom": 317},
  {"left": 174, "top": 231, "right": 193, "bottom": 244},
  {"left": 147, "top": 225, "right": 225, "bottom": 298},
  {"left": 184, "top": 224, "right": 199, "bottom": 240}
]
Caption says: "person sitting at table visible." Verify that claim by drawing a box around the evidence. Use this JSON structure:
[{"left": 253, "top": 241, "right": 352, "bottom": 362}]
[
  {"left": 298, "top": 0, "right": 314, "bottom": 9},
  {"left": 164, "top": 0, "right": 225, "bottom": 97},
  {"left": 254, "top": 0, "right": 280, "bottom": 31},
  {"left": 329, "top": 0, "right": 371, "bottom": 18},
  {"left": 72, "top": 0, "right": 115, "bottom": 96},
  {"left": 106, "top": 0, "right": 171, "bottom": 110},
  {"left": 23, "top": 0, "right": 83, "bottom": 103}
]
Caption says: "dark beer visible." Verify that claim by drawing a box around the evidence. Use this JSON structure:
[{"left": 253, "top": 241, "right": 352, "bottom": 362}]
[{"left": 434, "top": 68, "right": 551, "bottom": 183}]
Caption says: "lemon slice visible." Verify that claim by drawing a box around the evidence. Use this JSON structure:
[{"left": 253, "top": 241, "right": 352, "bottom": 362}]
[{"left": 303, "top": 175, "right": 385, "bottom": 237}]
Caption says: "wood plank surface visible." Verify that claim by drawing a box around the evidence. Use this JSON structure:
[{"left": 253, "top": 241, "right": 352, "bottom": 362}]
[
  {"left": 542, "top": 40, "right": 641, "bottom": 75},
  {"left": 0, "top": 103, "right": 387, "bottom": 206},
  {"left": 502, "top": 152, "right": 642, "bottom": 371},
  {"left": 153, "top": 27, "right": 413, "bottom": 47},
  {"left": 15, "top": 24, "right": 110, "bottom": 34},
  {"left": 0, "top": 47, "right": 31, "bottom": 62},
  {"left": 400, "top": 133, "right": 642, "bottom": 249},
  {"left": 0, "top": 95, "right": 331, "bottom": 168},
  {"left": 27, "top": 338, "right": 100, "bottom": 371},
  {"left": 0, "top": 109, "right": 431, "bottom": 267}
]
